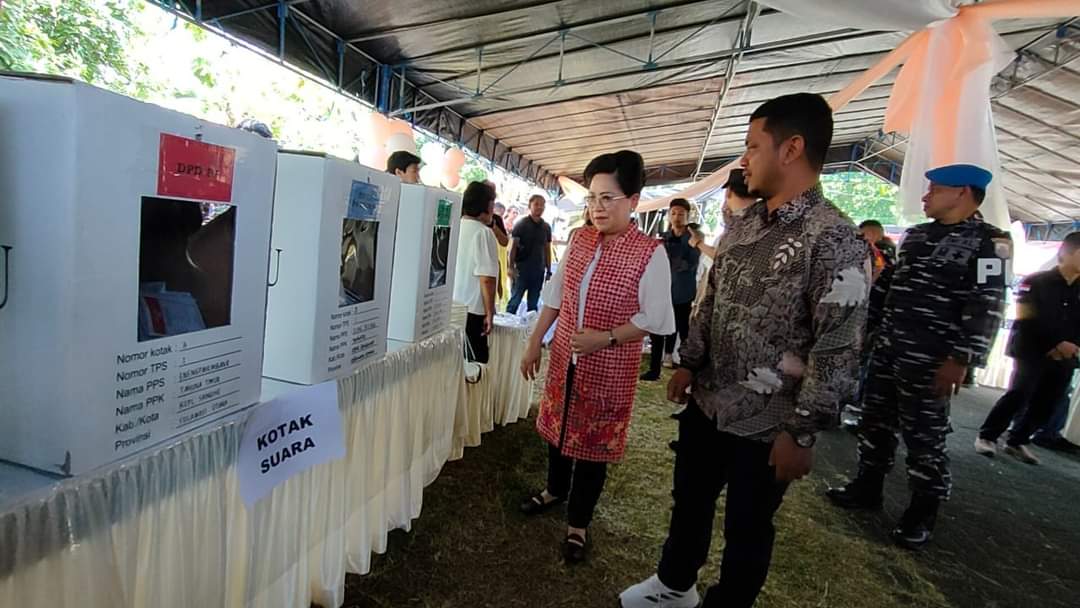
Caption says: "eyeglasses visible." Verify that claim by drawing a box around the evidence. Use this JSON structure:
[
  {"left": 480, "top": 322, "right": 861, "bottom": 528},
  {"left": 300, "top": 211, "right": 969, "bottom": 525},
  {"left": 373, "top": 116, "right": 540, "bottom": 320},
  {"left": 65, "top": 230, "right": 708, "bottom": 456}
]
[{"left": 583, "top": 194, "right": 629, "bottom": 209}]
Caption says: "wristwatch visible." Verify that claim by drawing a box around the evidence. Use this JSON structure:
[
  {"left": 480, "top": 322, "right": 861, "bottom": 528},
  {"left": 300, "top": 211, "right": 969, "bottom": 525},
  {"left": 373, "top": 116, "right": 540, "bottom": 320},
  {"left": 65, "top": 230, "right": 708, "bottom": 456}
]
[
  {"left": 607, "top": 330, "right": 617, "bottom": 348},
  {"left": 794, "top": 433, "right": 816, "bottom": 448}
]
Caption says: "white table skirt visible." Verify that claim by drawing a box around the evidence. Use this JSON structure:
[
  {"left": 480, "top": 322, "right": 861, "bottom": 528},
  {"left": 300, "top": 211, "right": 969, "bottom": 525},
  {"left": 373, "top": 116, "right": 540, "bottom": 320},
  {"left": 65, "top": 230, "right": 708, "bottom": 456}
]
[
  {"left": 451, "top": 315, "right": 535, "bottom": 460},
  {"left": 0, "top": 330, "right": 465, "bottom": 608},
  {"left": 1066, "top": 374, "right": 1080, "bottom": 444},
  {"left": 976, "top": 327, "right": 1014, "bottom": 390}
]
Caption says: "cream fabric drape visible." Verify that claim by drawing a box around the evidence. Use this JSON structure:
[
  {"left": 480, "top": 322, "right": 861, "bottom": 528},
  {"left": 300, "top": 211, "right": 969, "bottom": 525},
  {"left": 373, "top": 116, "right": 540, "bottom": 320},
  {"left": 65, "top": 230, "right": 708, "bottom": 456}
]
[
  {"left": 976, "top": 331, "right": 1015, "bottom": 390},
  {"left": 757, "top": 0, "right": 959, "bottom": 31},
  {"left": 1, "top": 331, "right": 464, "bottom": 608},
  {"left": 451, "top": 315, "right": 536, "bottom": 460}
]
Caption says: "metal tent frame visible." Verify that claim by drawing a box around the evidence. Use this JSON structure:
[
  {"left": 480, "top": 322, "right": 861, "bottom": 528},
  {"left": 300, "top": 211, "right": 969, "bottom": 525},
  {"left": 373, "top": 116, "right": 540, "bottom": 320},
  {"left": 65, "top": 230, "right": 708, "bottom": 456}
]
[{"left": 150, "top": 1, "right": 1080, "bottom": 223}]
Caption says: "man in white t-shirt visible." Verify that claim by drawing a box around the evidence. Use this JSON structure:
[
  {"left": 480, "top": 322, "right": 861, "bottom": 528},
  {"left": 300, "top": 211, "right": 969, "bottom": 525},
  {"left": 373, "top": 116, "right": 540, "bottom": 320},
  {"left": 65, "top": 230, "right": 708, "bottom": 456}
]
[{"left": 454, "top": 181, "right": 500, "bottom": 363}]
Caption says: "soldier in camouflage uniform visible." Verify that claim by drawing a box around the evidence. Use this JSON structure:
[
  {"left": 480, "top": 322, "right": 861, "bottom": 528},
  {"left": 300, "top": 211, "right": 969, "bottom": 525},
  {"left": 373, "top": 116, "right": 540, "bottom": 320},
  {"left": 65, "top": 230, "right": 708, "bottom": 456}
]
[{"left": 827, "top": 164, "right": 1011, "bottom": 550}]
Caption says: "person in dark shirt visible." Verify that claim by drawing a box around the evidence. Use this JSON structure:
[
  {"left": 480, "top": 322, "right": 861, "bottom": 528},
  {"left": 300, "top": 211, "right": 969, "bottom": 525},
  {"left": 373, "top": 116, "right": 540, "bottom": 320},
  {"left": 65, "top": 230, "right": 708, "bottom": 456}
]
[
  {"left": 1031, "top": 382, "right": 1080, "bottom": 453},
  {"left": 859, "top": 219, "right": 896, "bottom": 281},
  {"left": 641, "top": 198, "right": 700, "bottom": 381},
  {"left": 386, "top": 150, "right": 421, "bottom": 184},
  {"left": 841, "top": 219, "right": 899, "bottom": 430},
  {"left": 827, "top": 163, "right": 1010, "bottom": 551},
  {"left": 507, "top": 194, "right": 552, "bottom": 313},
  {"left": 975, "top": 232, "right": 1080, "bottom": 464}
]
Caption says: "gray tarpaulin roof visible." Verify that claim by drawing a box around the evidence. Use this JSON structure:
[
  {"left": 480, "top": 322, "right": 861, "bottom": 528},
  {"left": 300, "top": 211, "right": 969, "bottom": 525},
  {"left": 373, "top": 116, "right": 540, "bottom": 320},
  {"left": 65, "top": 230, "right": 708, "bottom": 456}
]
[{"left": 163, "top": 1, "right": 1079, "bottom": 221}]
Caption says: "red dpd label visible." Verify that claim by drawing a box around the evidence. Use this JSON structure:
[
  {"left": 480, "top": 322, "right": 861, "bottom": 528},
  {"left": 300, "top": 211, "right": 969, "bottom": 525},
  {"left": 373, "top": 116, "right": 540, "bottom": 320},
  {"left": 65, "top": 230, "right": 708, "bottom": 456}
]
[{"left": 157, "top": 133, "right": 236, "bottom": 203}]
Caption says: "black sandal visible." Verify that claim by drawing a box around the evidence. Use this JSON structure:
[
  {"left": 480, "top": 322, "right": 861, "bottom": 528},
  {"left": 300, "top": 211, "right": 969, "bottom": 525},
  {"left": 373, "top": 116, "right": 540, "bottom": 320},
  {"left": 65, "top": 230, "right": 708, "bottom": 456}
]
[
  {"left": 562, "top": 531, "right": 589, "bottom": 563},
  {"left": 519, "top": 491, "right": 564, "bottom": 515}
]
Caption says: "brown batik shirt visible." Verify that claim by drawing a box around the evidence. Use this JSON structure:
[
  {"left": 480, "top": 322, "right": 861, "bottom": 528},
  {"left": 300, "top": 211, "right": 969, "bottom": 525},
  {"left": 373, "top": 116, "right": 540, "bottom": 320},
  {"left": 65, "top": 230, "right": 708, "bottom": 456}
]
[{"left": 679, "top": 184, "right": 871, "bottom": 441}]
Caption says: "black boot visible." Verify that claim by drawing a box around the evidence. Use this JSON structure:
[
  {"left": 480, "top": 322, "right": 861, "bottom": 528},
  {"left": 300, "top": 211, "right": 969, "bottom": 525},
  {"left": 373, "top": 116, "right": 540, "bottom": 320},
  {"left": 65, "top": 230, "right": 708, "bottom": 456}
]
[
  {"left": 825, "top": 471, "right": 884, "bottom": 510},
  {"left": 891, "top": 493, "right": 939, "bottom": 551}
]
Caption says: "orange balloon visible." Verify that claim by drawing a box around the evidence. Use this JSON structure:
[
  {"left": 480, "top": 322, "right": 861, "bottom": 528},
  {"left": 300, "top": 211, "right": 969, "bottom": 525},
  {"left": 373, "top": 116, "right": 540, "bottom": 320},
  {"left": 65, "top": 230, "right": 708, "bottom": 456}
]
[
  {"left": 368, "top": 113, "right": 391, "bottom": 142},
  {"left": 367, "top": 113, "right": 394, "bottom": 166},
  {"left": 444, "top": 147, "right": 466, "bottom": 171},
  {"left": 387, "top": 119, "right": 414, "bottom": 137},
  {"left": 442, "top": 165, "right": 461, "bottom": 189}
]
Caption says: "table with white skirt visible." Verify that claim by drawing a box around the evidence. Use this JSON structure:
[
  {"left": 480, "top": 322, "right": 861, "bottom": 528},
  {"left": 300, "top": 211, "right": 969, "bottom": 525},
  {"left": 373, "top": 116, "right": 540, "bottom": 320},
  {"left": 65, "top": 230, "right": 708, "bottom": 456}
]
[
  {"left": 450, "top": 310, "right": 536, "bottom": 460},
  {"left": 0, "top": 331, "right": 466, "bottom": 608}
]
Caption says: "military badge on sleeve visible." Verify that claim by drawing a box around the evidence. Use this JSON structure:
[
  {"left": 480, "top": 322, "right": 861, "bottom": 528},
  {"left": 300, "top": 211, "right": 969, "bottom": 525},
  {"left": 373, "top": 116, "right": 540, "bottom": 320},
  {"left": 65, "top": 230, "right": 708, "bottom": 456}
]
[{"left": 992, "top": 237, "right": 1012, "bottom": 259}]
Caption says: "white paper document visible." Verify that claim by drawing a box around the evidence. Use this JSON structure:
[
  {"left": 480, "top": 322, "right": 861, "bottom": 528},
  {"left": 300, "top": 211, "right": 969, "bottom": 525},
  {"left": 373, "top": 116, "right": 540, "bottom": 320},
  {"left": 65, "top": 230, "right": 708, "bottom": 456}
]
[{"left": 238, "top": 380, "right": 345, "bottom": 507}]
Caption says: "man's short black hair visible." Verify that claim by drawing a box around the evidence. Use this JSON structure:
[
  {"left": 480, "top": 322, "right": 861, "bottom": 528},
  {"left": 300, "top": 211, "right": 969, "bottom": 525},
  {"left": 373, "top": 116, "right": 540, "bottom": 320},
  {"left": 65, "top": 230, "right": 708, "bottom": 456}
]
[
  {"left": 386, "top": 150, "right": 421, "bottom": 175},
  {"left": 583, "top": 150, "right": 646, "bottom": 196},
  {"left": 462, "top": 181, "right": 496, "bottom": 217},
  {"left": 859, "top": 220, "right": 884, "bottom": 230},
  {"left": 1061, "top": 232, "right": 1080, "bottom": 256},
  {"left": 971, "top": 186, "right": 986, "bottom": 205},
  {"left": 749, "top": 93, "right": 833, "bottom": 172},
  {"left": 670, "top": 198, "right": 691, "bottom": 212},
  {"left": 723, "top": 168, "right": 753, "bottom": 199}
]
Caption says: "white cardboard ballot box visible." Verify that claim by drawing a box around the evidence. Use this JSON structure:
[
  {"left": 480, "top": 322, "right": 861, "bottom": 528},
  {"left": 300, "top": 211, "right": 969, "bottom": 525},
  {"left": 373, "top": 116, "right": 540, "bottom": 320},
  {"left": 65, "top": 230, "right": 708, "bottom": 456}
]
[
  {"left": 0, "top": 74, "right": 276, "bottom": 476},
  {"left": 387, "top": 184, "right": 462, "bottom": 349},
  {"left": 262, "top": 151, "right": 400, "bottom": 386}
]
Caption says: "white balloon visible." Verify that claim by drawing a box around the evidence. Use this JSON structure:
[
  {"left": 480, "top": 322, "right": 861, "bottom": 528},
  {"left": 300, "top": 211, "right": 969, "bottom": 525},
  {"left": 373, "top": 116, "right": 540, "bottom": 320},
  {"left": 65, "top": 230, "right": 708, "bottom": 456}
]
[
  {"left": 419, "top": 164, "right": 442, "bottom": 187},
  {"left": 385, "top": 132, "right": 416, "bottom": 154},
  {"left": 420, "top": 142, "right": 444, "bottom": 167}
]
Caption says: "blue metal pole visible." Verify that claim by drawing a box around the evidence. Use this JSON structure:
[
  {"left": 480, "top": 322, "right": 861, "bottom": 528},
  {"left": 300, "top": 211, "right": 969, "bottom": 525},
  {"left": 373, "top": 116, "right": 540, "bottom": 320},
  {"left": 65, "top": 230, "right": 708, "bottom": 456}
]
[
  {"left": 337, "top": 40, "right": 345, "bottom": 90},
  {"left": 377, "top": 65, "right": 392, "bottom": 114},
  {"left": 277, "top": 0, "right": 288, "bottom": 61}
]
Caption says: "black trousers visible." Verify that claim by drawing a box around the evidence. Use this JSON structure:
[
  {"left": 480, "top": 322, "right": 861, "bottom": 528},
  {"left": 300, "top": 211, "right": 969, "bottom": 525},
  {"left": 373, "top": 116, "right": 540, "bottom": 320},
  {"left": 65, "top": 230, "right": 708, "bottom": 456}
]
[
  {"left": 547, "top": 443, "right": 608, "bottom": 529},
  {"left": 980, "top": 357, "right": 1074, "bottom": 446},
  {"left": 650, "top": 301, "right": 692, "bottom": 372},
  {"left": 464, "top": 313, "right": 490, "bottom": 364},
  {"left": 657, "top": 402, "right": 789, "bottom": 608}
]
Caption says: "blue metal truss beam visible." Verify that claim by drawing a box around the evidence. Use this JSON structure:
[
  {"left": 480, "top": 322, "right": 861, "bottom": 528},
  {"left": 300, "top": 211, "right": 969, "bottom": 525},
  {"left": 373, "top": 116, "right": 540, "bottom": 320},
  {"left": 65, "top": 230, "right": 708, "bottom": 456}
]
[{"left": 205, "top": 0, "right": 312, "bottom": 24}]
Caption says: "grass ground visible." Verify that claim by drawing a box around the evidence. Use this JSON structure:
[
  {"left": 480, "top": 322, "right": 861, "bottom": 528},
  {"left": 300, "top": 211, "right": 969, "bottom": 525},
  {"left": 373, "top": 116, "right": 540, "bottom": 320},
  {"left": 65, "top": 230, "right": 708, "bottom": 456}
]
[{"left": 343, "top": 364, "right": 951, "bottom": 608}]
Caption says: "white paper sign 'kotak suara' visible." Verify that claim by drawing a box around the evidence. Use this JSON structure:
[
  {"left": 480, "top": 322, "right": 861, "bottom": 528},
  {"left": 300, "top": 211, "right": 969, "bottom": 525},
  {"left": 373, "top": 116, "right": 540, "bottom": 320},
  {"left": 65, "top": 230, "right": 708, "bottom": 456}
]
[{"left": 238, "top": 381, "right": 345, "bottom": 507}]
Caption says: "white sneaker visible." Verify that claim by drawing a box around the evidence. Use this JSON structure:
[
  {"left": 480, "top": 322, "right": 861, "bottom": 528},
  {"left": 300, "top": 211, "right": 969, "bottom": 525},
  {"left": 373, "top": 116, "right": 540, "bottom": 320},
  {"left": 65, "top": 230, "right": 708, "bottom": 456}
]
[
  {"left": 619, "top": 574, "right": 700, "bottom": 608},
  {"left": 663, "top": 354, "right": 675, "bottom": 369},
  {"left": 1004, "top": 444, "right": 1041, "bottom": 465},
  {"left": 973, "top": 437, "right": 997, "bottom": 457}
]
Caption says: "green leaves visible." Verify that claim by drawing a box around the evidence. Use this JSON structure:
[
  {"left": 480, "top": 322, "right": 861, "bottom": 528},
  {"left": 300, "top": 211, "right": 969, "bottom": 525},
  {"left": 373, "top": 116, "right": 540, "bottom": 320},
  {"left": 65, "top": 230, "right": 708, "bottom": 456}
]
[
  {"left": 822, "top": 171, "right": 902, "bottom": 225},
  {"left": 191, "top": 56, "right": 216, "bottom": 88},
  {"left": 0, "top": 0, "right": 157, "bottom": 99},
  {"left": 462, "top": 165, "right": 489, "bottom": 185}
]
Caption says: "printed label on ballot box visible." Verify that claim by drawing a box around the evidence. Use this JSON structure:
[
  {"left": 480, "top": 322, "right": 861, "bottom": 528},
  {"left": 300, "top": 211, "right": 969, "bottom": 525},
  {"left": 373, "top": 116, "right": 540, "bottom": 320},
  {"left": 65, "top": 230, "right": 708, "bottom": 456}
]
[{"left": 157, "top": 133, "right": 236, "bottom": 202}]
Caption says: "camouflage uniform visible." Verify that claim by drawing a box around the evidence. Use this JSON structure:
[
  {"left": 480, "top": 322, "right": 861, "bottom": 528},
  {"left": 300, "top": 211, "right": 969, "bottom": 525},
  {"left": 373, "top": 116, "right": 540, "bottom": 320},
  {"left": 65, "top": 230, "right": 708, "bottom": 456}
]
[{"left": 857, "top": 212, "right": 1010, "bottom": 499}]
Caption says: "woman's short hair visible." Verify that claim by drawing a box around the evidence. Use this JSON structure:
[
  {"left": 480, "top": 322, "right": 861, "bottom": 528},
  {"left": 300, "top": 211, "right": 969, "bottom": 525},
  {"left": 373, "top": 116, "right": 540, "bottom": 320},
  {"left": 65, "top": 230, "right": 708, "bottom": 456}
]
[
  {"left": 462, "top": 181, "right": 496, "bottom": 217},
  {"left": 583, "top": 150, "right": 646, "bottom": 196}
]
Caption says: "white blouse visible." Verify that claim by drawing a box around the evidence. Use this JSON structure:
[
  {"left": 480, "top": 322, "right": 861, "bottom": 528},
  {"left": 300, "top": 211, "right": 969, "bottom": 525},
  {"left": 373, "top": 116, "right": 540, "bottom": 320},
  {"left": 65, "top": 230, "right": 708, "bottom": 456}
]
[{"left": 541, "top": 245, "right": 676, "bottom": 336}]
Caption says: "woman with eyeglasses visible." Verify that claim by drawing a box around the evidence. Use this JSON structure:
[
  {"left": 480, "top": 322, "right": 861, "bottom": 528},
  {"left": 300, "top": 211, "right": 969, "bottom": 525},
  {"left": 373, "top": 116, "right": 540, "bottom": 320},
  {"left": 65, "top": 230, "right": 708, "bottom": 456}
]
[{"left": 519, "top": 150, "right": 675, "bottom": 563}]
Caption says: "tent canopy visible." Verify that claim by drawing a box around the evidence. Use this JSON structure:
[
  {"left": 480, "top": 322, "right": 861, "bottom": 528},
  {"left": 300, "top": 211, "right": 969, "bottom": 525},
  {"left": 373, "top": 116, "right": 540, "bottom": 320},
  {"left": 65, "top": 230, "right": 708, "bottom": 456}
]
[{"left": 167, "top": 1, "right": 1080, "bottom": 221}]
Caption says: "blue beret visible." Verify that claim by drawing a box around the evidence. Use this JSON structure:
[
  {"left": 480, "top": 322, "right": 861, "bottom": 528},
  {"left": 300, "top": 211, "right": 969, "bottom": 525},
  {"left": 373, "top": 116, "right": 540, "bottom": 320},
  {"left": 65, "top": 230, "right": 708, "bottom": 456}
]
[{"left": 925, "top": 164, "right": 992, "bottom": 190}]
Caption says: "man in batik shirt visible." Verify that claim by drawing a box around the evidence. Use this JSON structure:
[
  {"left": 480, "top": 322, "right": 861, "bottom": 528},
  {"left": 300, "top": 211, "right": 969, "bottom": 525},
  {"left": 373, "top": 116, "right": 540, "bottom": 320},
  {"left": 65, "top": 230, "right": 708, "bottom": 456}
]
[{"left": 621, "top": 93, "right": 870, "bottom": 608}]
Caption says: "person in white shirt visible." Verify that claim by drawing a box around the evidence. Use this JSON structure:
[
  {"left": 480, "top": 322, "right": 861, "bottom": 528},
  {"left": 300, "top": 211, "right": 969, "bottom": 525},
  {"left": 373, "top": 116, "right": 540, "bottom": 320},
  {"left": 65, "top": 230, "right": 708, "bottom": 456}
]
[{"left": 453, "top": 181, "right": 500, "bottom": 363}]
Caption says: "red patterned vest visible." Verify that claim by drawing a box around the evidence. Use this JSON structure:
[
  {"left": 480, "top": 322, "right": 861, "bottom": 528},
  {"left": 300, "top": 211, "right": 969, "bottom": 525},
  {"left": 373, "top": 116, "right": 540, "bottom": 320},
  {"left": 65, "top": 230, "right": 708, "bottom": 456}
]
[{"left": 536, "top": 225, "right": 659, "bottom": 462}]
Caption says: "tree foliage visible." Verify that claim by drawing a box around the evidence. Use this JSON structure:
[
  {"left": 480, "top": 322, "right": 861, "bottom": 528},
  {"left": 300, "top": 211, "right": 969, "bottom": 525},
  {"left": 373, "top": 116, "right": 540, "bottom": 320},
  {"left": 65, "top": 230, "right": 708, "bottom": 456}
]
[
  {"left": 0, "top": 0, "right": 156, "bottom": 99},
  {"left": 821, "top": 171, "right": 902, "bottom": 225},
  {"left": 0, "top": 0, "right": 541, "bottom": 203},
  {"left": 462, "top": 164, "right": 489, "bottom": 185}
]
